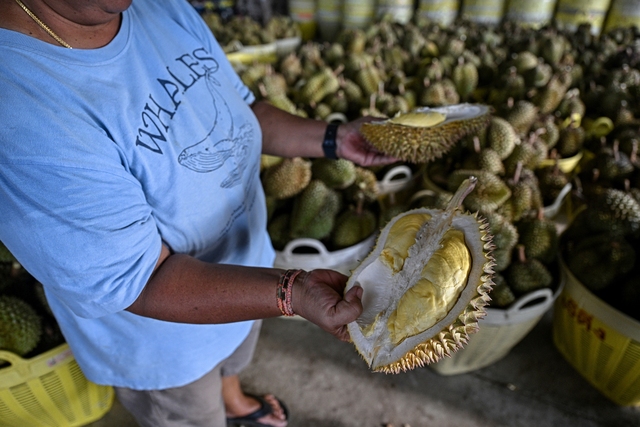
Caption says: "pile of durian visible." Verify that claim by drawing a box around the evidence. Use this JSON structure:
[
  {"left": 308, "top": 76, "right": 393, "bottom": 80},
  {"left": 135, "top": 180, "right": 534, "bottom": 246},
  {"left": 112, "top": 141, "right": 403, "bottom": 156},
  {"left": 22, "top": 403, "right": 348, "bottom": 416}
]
[
  {"left": 262, "top": 156, "right": 381, "bottom": 251},
  {"left": 561, "top": 131, "right": 640, "bottom": 322},
  {"left": 203, "top": 14, "right": 301, "bottom": 53},
  {"left": 0, "top": 243, "right": 64, "bottom": 359},
  {"left": 230, "top": 15, "right": 640, "bottom": 327}
]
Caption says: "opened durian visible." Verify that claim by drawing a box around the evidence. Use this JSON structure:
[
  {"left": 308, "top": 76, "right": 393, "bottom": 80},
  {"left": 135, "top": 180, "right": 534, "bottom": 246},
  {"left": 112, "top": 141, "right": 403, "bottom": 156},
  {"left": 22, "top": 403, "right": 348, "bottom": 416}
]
[
  {"left": 360, "top": 104, "right": 491, "bottom": 163},
  {"left": 345, "top": 178, "right": 495, "bottom": 373}
]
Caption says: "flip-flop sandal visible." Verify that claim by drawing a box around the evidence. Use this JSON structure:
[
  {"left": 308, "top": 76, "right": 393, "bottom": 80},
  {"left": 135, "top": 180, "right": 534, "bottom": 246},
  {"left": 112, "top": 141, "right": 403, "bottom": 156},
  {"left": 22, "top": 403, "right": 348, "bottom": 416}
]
[{"left": 226, "top": 394, "right": 289, "bottom": 427}]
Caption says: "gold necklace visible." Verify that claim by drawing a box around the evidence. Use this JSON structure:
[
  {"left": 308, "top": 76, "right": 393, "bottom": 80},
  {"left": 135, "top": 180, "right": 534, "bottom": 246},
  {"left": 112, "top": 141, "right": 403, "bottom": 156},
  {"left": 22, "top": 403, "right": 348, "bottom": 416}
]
[{"left": 14, "top": 0, "right": 72, "bottom": 49}]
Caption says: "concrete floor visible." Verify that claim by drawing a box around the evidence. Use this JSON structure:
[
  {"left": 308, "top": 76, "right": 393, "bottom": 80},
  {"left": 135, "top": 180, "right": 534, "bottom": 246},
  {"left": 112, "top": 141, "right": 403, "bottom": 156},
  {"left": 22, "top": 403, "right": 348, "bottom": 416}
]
[{"left": 87, "top": 310, "right": 640, "bottom": 427}]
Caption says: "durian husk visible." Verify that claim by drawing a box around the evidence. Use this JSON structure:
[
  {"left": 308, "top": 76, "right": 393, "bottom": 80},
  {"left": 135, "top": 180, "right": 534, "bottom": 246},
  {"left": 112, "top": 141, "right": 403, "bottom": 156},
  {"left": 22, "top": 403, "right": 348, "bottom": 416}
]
[
  {"left": 345, "top": 178, "right": 495, "bottom": 373},
  {"left": 360, "top": 104, "right": 491, "bottom": 164}
]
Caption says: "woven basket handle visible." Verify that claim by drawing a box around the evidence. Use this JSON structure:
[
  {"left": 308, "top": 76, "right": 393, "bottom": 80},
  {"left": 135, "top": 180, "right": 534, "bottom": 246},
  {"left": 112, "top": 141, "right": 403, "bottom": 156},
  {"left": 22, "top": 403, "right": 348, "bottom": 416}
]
[
  {"left": 408, "top": 189, "right": 437, "bottom": 204},
  {"left": 508, "top": 288, "right": 554, "bottom": 314},
  {"left": 282, "top": 238, "right": 330, "bottom": 257},
  {"left": 0, "top": 349, "right": 25, "bottom": 367},
  {"left": 380, "top": 165, "right": 412, "bottom": 187}
]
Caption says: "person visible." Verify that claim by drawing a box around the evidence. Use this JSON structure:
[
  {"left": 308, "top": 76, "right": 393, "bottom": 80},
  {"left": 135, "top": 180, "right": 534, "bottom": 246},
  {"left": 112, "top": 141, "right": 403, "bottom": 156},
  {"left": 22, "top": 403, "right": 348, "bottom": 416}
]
[{"left": 0, "top": 1, "right": 395, "bottom": 426}]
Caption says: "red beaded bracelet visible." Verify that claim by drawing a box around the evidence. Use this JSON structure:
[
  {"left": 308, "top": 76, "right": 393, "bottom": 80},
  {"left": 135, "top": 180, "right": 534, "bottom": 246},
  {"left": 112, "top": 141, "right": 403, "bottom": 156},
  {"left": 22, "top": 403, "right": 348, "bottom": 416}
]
[{"left": 276, "top": 269, "right": 302, "bottom": 317}]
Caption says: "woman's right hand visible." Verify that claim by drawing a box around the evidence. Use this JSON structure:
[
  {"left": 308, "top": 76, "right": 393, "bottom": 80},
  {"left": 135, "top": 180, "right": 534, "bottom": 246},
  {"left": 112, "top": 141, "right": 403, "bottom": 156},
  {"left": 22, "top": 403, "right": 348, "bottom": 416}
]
[{"left": 291, "top": 269, "right": 363, "bottom": 342}]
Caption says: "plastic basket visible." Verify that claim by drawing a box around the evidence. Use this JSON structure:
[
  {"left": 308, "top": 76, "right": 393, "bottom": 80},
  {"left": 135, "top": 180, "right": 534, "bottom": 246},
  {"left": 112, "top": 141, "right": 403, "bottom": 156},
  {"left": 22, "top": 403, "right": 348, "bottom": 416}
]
[
  {"left": 0, "top": 344, "right": 114, "bottom": 427},
  {"left": 504, "top": 0, "right": 558, "bottom": 28},
  {"left": 553, "top": 260, "right": 640, "bottom": 406},
  {"left": 226, "top": 42, "right": 278, "bottom": 65},
  {"left": 418, "top": 0, "right": 461, "bottom": 27},
  {"left": 421, "top": 170, "right": 572, "bottom": 219},
  {"left": 275, "top": 37, "right": 301, "bottom": 57},
  {"left": 537, "top": 149, "right": 584, "bottom": 174},
  {"left": 377, "top": 165, "right": 415, "bottom": 196},
  {"left": 555, "top": 0, "right": 612, "bottom": 35},
  {"left": 430, "top": 281, "right": 563, "bottom": 375},
  {"left": 274, "top": 234, "right": 376, "bottom": 275},
  {"left": 605, "top": 0, "right": 640, "bottom": 32},
  {"left": 460, "top": 0, "right": 508, "bottom": 25},
  {"left": 377, "top": 0, "right": 415, "bottom": 24}
]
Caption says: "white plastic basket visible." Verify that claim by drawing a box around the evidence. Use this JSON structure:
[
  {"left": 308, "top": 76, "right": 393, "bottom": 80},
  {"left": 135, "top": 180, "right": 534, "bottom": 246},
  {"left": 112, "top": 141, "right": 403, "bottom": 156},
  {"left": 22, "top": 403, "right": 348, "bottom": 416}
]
[
  {"left": 377, "top": 165, "right": 415, "bottom": 195},
  {"left": 554, "top": 0, "right": 612, "bottom": 35},
  {"left": 274, "top": 234, "right": 376, "bottom": 275},
  {"left": 421, "top": 171, "right": 572, "bottom": 219},
  {"left": 275, "top": 37, "right": 301, "bottom": 56},
  {"left": 542, "top": 182, "right": 572, "bottom": 219},
  {"left": 430, "top": 280, "right": 564, "bottom": 375}
]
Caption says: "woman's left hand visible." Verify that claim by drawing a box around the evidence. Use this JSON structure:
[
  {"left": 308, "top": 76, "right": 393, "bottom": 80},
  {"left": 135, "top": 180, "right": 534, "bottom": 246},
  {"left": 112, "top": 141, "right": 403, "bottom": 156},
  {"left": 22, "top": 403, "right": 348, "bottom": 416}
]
[{"left": 335, "top": 116, "right": 399, "bottom": 167}]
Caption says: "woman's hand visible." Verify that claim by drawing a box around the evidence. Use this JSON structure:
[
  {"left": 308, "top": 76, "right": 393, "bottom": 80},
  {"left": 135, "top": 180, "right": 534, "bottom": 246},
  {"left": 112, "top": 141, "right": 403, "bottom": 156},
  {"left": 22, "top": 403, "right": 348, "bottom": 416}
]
[
  {"left": 291, "top": 269, "right": 363, "bottom": 342},
  {"left": 335, "top": 116, "right": 398, "bottom": 167}
]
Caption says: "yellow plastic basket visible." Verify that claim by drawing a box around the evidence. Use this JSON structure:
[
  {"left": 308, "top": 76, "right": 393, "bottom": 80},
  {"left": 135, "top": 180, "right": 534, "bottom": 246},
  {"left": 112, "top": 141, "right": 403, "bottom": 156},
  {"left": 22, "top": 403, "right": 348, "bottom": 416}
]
[
  {"left": 553, "top": 261, "right": 640, "bottom": 406},
  {"left": 0, "top": 344, "right": 114, "bottom": 427}
]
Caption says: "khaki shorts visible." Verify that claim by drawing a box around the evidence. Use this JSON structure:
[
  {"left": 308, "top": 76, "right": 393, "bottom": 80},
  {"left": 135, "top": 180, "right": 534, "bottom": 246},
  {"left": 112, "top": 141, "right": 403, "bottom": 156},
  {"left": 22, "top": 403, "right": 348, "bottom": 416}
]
[{"left": 114, "top": 320, "right": 262, "bottom": 427}]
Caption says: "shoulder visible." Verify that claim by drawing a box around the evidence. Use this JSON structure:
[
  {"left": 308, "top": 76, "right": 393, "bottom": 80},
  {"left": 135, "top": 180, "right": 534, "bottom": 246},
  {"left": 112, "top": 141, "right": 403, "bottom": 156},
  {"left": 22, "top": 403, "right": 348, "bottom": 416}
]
[{"left": 131, "top": 0, "right": 213, "bottom": 41}]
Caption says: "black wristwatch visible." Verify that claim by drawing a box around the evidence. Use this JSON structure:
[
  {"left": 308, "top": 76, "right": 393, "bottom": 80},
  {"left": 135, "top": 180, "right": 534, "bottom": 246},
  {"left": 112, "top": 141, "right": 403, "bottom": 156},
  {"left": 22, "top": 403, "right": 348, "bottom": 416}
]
[{"left": 322, "top": 122, "right": 340, "bottom": 159}]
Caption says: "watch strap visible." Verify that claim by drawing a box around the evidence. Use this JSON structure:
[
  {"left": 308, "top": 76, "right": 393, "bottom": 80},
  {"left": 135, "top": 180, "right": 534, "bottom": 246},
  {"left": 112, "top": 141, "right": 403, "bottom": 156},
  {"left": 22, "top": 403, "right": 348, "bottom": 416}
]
[{"left": 322, "top": 122, "right": 340, "bottom": 159}]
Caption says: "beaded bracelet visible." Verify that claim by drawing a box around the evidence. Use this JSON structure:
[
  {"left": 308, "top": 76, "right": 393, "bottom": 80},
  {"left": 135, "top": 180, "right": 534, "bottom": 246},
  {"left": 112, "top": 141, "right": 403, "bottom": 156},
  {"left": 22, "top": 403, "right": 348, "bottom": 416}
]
[{"left": 276, "top": 269, "right": 302, "bottom": 317}]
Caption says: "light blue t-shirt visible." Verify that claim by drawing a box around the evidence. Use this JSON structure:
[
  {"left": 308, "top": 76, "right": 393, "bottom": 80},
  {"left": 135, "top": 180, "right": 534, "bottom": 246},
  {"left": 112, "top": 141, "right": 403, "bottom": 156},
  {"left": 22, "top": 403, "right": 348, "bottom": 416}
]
[{"left": 0, "top": 0, "right": 275, "bottom": 389}]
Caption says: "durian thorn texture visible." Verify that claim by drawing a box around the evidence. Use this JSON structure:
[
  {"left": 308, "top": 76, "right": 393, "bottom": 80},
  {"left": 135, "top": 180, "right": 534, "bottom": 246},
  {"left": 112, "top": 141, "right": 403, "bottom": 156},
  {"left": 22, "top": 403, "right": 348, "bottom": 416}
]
[
  {"left": 360, "top": 104, "right": 491, "bottom": 163},
  {"left": 345, "top": 176, "right": 494, "bottom": 373}
]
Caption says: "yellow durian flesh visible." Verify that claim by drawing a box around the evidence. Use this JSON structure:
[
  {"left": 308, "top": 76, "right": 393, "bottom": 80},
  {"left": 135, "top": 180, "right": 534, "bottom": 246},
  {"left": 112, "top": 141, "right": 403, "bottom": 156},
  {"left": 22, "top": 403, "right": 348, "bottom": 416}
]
[
  {"left": 388, "top": 111, "right": 447, "bottom": 127},
  {"left": 345, "top": 178, "right": 495, "bottom": 373},
  {"left": 387, "top": 228, "right": 471, "bottom": 345},
  {"left": 361, "top": 103, "right": 491, "bottom": 164}
]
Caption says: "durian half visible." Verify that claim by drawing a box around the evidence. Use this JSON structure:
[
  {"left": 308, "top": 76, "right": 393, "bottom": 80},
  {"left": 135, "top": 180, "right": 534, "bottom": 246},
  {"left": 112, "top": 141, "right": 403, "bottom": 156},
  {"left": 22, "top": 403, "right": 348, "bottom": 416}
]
[
  {"left": 361, "top": 104, "right": 491, "bottom": 163},
  {"left": 345, "top": 178, "right": 495, "bottom": 373}
]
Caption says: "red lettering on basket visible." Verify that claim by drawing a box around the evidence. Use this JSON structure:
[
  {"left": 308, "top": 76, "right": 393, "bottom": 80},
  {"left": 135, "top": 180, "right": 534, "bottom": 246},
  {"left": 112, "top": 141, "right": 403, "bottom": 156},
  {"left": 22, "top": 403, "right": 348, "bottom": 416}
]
[
  {"left": 46, "top": 348, "right": 73, "bottom": 368},
  {"left": 593, "top": 327, "right": 606, "bottom": 341},
  {"left": 561, "top": 296, "right": 578, "bottom": 317},
  {"left": 576, "top": 309, "right": 593, "bottom": 330},
  {"left": 561, "top": 296, "right": 606, "bottom": 341}
]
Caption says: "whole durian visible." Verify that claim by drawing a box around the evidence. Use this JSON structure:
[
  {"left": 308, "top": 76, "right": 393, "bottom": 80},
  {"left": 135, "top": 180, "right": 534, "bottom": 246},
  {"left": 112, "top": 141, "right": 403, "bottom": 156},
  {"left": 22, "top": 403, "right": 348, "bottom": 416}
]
[
  {"left": 505, "top": 245, "right": 554, "bottom": 296},
  {"left": 345, "top": 178, "right": 494, "bottom": 373},
  {"left": 289, "top": 180, "right": 341, "bottom": 240},
  {"left": 261, "top": 157, "right": 312, "bottom": 200},
  {"left": 0, "top": 295, "right": 42, "bottom": 356},
  {"left": 311, "top": 158, "right": 357, "bottom": 190}
]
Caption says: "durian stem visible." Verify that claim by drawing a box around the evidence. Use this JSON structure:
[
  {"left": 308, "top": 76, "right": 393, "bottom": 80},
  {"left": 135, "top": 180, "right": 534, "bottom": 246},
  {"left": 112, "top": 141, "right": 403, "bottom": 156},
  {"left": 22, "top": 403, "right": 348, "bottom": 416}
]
[
  {"left": 10, "top": 262, "right": 21, "bottom": 277},
  {"left": 445, "top": 177, "right": 477, "bottom": 213},
  {"left": 355, "top": 194, "right": 365, "bottom": 216},
  {"left": 516, "top": 244, "right": 526, "bottom": 263},
  {"left": 473, "top": 136, "right": 481, "bottom": 153},
  {"left": 513, "top": 161, "right": 523, "bottom": 184}
]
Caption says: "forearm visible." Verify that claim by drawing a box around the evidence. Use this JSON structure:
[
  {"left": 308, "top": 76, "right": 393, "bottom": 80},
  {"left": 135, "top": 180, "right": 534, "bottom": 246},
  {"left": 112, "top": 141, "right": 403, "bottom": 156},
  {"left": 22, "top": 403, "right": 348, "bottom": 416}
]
[
  {"left": 127, "top": 253, "right": 284, "bottom": 324},
  {"left": 252, "top": 100, "right": 327, "bottom": 158},
  {"left": 252, "top": 100, "right": 397, "bottom": 167}
]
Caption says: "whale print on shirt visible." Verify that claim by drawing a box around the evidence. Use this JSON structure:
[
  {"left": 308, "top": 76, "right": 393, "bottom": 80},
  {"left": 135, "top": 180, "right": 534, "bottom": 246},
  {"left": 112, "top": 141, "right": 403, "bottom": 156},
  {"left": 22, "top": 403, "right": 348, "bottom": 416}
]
[{"left": 178, "top": 65, "right": 251, "bottom": 188}]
